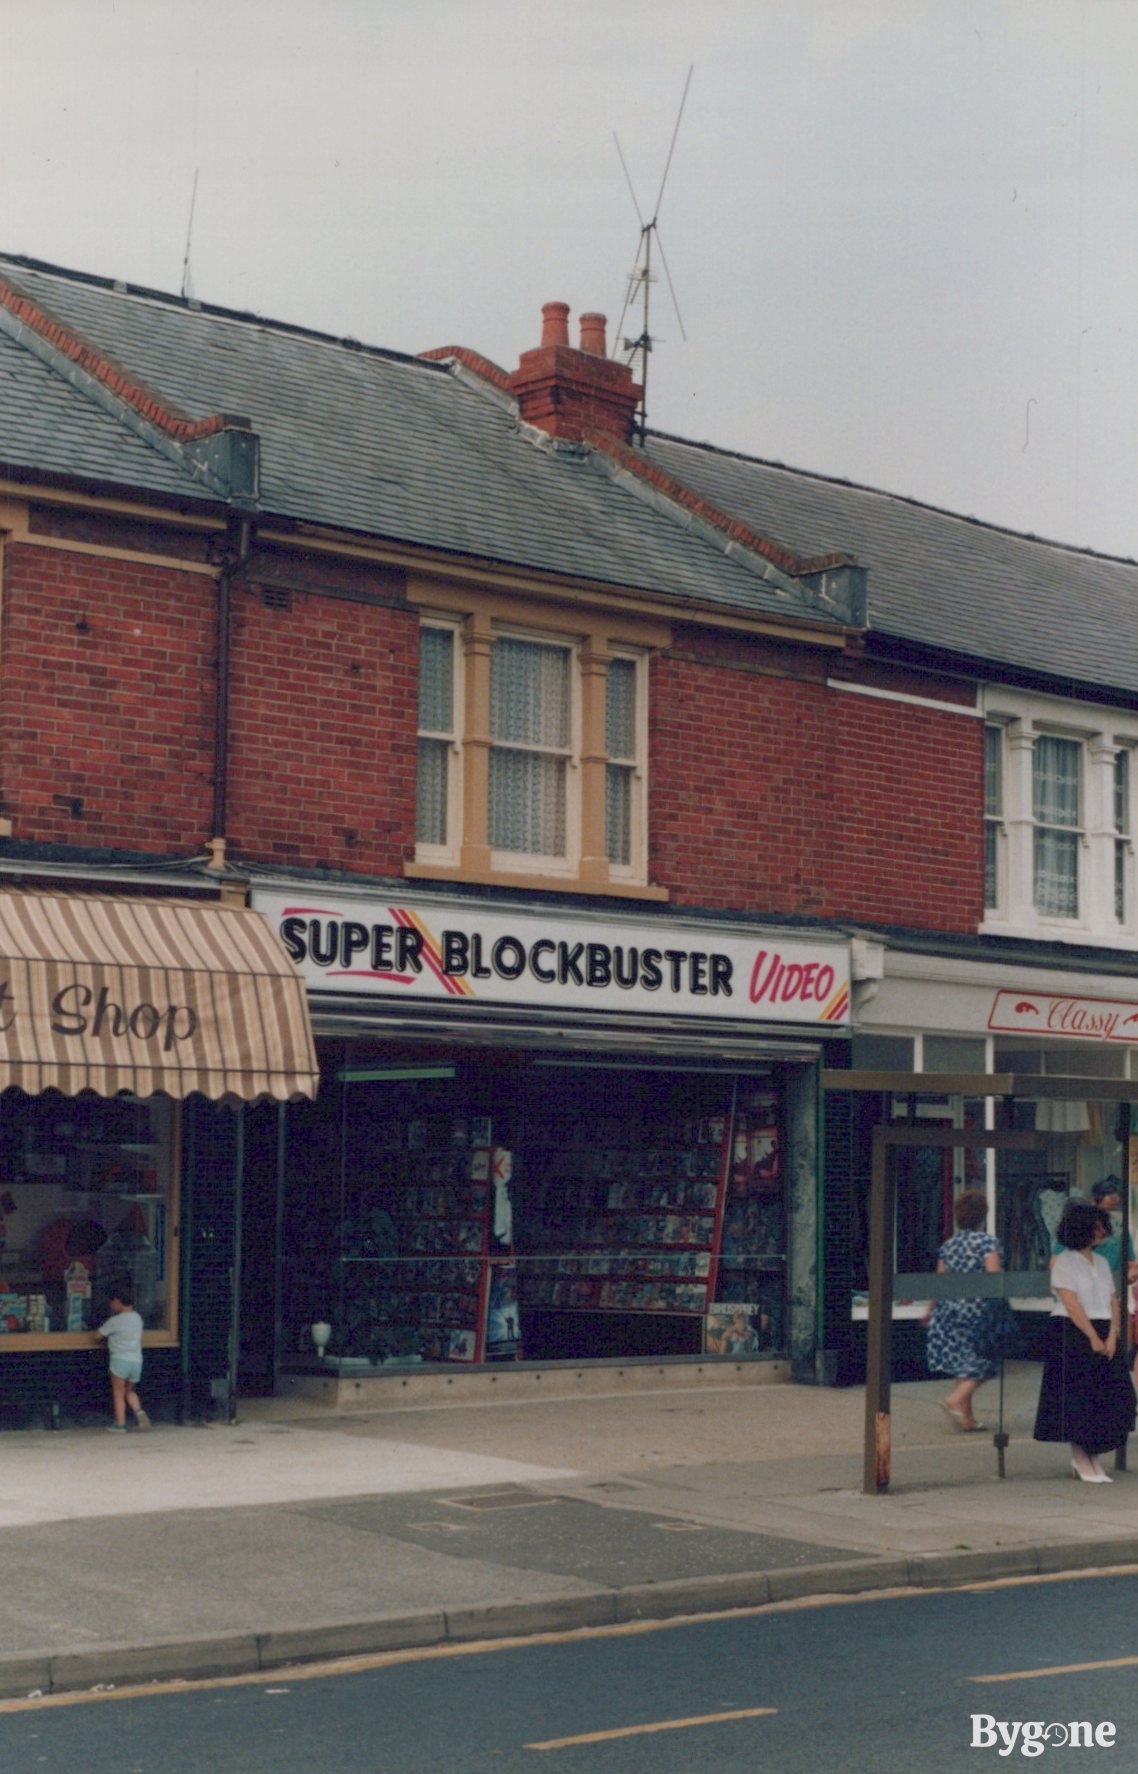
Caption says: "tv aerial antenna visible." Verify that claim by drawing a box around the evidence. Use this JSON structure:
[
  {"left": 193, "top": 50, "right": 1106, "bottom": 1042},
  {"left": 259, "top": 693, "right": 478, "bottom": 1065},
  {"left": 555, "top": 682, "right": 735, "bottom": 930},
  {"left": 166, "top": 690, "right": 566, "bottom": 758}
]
[
  {"left": 180, "top": 168, "right": 200, "bottom": 302},
  {"left": 611, "top": 65, "right": 693, "bottom": 442}
]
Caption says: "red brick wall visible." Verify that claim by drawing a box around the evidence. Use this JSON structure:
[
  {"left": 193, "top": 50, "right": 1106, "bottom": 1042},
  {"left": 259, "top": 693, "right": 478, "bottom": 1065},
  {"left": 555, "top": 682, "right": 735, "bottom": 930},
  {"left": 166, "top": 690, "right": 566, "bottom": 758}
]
[
  {"left": 650, "top": 636, "right": 983, "bottom": 931},
  {"left": 3, "top": 541, "right": 216, "bottom": 852},
  {"left": 3, "top": 536, "right": 982, "bottom": 933},
  {"left": 2, "top": 540, "right": 419, "bottom": 875},
  {"left": 227, "top": 585, "right": 418, "bottom": 874}
]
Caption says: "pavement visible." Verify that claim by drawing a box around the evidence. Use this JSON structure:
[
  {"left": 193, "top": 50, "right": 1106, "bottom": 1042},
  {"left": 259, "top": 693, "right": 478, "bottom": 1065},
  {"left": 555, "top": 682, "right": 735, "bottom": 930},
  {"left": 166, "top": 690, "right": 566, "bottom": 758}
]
[{"left": 4, "top": 1361, "right": 1138, "bottom": 1699}]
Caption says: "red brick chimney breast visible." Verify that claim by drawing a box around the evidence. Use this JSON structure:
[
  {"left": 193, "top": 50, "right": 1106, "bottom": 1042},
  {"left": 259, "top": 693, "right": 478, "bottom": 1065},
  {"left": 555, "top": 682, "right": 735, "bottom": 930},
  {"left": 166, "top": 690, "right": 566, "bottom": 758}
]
[{"left": 508, "top": 303, "right": 642, "bottom": 444}]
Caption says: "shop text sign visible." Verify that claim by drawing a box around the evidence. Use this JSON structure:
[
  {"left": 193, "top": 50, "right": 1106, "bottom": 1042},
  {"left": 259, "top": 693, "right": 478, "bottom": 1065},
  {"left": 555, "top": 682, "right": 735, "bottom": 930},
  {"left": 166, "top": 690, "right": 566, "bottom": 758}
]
[
  {"left": 253, "top": 892, "right": 850, "bottom": 1027},
  {"left": 989, "top": 989, "right": 1138, "bottom": 1044},
  {"left": 0, "top": 975, "right": 199, "bottom": 1052}
]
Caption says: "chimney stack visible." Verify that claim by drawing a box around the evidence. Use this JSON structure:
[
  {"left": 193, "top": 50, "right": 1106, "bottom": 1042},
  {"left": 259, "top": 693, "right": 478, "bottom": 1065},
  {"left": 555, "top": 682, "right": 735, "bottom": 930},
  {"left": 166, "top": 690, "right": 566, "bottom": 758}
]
[{"left": 508, "top": 303, "right": 641, "bottom": 445}]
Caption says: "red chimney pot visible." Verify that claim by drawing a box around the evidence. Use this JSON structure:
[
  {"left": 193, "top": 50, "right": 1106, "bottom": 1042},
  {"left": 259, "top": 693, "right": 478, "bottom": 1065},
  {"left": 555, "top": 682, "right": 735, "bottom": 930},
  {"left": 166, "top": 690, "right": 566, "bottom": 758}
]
[
  {"left": 540, "top": 302, "right": 571, "bottom": 348},
  {"left": 579, "top": 313, "right": 607, "bottom": 357}
]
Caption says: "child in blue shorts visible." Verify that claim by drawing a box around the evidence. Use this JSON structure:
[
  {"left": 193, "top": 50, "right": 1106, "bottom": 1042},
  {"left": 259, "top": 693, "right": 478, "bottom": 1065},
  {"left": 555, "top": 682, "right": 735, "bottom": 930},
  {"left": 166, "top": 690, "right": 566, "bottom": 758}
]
[{"left": 97, "top": 1281, "right": 151, "bottom": 1433}]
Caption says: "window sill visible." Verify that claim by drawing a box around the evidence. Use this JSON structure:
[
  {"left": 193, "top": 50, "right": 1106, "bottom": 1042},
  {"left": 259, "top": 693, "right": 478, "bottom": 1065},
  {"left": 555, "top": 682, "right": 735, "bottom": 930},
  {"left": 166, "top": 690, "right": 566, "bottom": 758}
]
[
  {"left": 980, "top": 916, "right": 1138, "bottom": 952},
  {"left": 405, "top": 861, "right": 670, "bottom": 902},
  {"left": 0, "top": 1331, "right": 179, "bottom": 1353}
]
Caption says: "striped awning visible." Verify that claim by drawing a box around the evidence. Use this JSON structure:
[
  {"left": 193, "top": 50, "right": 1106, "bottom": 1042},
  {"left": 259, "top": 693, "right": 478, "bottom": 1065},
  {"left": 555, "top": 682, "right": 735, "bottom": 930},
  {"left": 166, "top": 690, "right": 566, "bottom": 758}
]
[{"left": 0, "top": 891, "right": 319, "bottom": 1102}]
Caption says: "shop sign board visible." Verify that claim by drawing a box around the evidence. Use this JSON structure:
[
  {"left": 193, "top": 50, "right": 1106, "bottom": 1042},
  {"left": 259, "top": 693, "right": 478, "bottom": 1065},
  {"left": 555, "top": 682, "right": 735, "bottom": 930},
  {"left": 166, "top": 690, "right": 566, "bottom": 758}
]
[
  {"left": 989, "top": 988, "right": 1138, "bottom": 1045},
  {"left": 252, "top": 891, "right": 851, "bottom": 1028}
]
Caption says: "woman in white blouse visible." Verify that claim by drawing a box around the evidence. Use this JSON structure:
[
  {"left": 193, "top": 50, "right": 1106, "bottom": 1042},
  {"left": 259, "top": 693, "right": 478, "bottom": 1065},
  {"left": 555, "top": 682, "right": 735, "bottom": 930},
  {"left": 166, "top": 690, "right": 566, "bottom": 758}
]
[{"left": 1034, "top": 1198, "right": 1136, "bottom": 1482}]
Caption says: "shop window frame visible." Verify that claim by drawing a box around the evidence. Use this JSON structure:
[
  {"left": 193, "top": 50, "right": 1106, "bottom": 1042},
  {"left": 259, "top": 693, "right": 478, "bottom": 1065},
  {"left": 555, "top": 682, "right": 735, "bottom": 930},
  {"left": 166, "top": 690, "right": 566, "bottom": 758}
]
[{"left": 0, "top": 1097, "right": 182, "bottom": 1354}]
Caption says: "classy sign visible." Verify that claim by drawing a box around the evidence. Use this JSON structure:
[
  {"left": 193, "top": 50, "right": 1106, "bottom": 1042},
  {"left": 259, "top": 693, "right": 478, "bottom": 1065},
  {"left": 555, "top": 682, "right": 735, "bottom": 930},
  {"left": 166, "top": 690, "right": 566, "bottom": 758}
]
[
  {"left": 251, "top": 891, "right": 851, "bottom": 1027},
  {"left": 989, "top": 989, "right": 1138, "bottom": 1044}
]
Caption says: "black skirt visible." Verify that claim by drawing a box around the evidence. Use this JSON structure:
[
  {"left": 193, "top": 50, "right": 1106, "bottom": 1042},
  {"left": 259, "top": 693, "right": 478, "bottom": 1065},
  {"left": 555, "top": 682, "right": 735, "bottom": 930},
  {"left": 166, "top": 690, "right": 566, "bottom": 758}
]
[{"left": 1033, "top": 1316, "right": 1136, "bottom": 1455}]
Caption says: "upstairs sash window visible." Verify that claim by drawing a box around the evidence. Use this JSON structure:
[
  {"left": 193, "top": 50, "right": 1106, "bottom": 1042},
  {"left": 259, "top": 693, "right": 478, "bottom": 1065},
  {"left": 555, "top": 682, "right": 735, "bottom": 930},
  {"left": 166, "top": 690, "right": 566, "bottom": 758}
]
[
  {"left": 983, "top": 724, "right": 1003, "bottom": 910},
  {"left": 1115, "top": 749, "right": 1131, "bottom": 924},
  {"left": 416, "top": 624, "right": 458, "bottom": 850},
  {"left": 1033, "top": 735, "right": 1081, "bottom": 918},
  {"left": 605, "top": 656, "right": 637, "bottom": 869},
  {"left": 489, "top": 637, "right": 572, "bottom": 858},
  {"left": 412, "top": 608, "right": 655, "bottom": 891}
]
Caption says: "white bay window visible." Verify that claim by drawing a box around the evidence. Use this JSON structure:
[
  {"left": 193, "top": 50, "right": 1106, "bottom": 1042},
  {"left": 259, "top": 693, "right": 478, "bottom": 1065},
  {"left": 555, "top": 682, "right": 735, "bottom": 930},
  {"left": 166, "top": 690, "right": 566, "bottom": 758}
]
[{"left": 982, "top": 690, "right": 1138, "bottom": 946}]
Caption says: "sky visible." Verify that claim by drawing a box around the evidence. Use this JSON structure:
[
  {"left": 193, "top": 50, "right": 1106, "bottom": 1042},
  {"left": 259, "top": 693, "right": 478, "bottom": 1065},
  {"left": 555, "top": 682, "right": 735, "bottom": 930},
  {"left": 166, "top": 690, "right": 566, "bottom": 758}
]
[{"left": 1, "top": 0, "right": 1135, "bottom": 561}]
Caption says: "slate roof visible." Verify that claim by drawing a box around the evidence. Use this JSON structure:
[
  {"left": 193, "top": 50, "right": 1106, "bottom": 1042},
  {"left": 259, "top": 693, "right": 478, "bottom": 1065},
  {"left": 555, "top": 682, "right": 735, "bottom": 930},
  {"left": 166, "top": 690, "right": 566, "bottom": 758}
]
[
  {"left": 0, "top": 327, "right": 203, "bottom": 500},
  {"left": 645, "top": 433, "right": 1138, "bottom": 699},
  {"left": 4, "top": 254, "right": 1137, "bottom": 697},
  {"left": 0, "top": 256, "right": 836, "bottom": 631}
]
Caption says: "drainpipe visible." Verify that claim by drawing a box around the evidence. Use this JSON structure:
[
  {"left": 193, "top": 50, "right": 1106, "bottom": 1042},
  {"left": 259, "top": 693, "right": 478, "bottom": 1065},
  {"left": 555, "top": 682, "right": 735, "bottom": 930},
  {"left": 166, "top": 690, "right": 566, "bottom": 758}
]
[
  {"left": 210, "top": 512, "right": 251, "bottom": 865},
  {"left": 210, "top": 511, "right": 251, "bottom": 1420}
]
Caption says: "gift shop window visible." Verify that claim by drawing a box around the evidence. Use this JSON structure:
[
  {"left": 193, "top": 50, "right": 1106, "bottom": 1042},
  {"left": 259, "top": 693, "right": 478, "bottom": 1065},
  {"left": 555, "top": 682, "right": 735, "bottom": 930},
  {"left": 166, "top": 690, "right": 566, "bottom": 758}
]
[
  {"left": 0, "top": 1092, "right": 177, "bottom": 1347},
  {"left": 409, "top": 603, "right": 656, "bottom": 896}
]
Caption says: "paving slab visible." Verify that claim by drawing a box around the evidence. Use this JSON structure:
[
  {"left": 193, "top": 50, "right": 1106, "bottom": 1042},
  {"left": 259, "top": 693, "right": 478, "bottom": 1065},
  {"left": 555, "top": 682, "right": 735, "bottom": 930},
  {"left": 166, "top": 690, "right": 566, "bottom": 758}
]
[
  {"left": 290, "top": 1490, "right": 866, "bottom": 1587},
  {"left": 0, "top": 1420, "right": 574, "bottom": 1526},
  {"left": 4, "top": 1364, "right": 1138, "bottom": 1697}
]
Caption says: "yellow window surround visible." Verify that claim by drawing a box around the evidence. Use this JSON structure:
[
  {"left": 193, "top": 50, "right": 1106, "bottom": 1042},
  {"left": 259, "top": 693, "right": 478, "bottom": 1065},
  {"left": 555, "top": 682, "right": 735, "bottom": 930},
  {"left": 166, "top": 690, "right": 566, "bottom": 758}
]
[{"left": 407, "top": 581, "right": 671, "bottom": 898}]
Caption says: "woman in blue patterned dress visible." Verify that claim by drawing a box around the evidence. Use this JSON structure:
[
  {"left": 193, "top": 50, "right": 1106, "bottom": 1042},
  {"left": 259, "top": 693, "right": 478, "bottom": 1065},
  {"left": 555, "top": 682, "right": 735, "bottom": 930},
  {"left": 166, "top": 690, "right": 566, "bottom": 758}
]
[{"left": 925, "top": 1189, "right": 1002, "bottom": 1431}]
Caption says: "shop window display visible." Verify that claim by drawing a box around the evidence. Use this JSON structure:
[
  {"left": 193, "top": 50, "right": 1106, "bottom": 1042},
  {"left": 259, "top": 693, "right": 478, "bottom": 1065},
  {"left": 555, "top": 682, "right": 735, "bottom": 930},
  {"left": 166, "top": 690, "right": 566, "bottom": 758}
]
[
  {"left": 513, "top": 1067, "right": 786, "bottom": 1362},
  {"left": 0, "top": 1091, "right": 175, "bottom": 1339},
  {"left": 280, "top": 1065, "right": 514, "bottom": 1368},
  {"left": 279, "top": 1056, "right": 789, "bottom": 1372},
  {"left": 847, "top": 1060, "right": 1130, "bottom": 1326},
  {"left": 712, "top": 1083, "right": 786, "bottom": 1354}
]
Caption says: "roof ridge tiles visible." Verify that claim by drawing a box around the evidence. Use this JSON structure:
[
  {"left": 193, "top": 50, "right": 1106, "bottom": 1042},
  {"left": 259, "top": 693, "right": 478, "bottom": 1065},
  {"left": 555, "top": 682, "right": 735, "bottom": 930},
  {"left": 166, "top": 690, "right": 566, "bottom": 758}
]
[
  {"left": 645, "top": 425, "right": 1138, "bottom": 569},
  {"left": 585, "top": 430, "right": 855, "bottom": 581},
  {"left": 0, "top": 271, "right": 230, "bottom": 443},
  {"left": 419, "top": 345, "right": 511, "bottom": 390}
]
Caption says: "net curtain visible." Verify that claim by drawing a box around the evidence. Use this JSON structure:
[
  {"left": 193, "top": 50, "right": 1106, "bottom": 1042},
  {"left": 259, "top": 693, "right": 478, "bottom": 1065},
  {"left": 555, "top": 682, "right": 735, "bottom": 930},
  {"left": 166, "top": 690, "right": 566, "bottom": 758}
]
[
  {"left": 1033, "top": 734, "right": 1080, "bottom": 917},
  {"left": 489, "top": 637, "right": 569, "bottom": 855}
]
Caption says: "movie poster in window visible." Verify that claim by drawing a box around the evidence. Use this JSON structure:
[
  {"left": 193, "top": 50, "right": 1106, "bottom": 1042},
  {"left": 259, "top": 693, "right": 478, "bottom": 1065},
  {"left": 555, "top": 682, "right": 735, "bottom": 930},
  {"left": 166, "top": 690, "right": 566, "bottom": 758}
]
[{"left": 485, "top": 1259, "right": 520, "bottom": 1359}]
